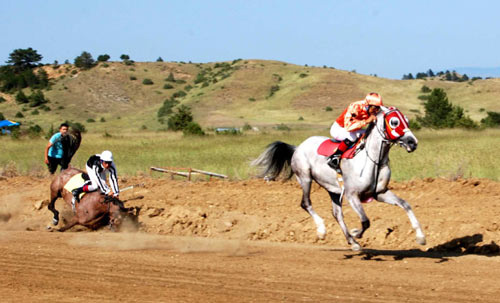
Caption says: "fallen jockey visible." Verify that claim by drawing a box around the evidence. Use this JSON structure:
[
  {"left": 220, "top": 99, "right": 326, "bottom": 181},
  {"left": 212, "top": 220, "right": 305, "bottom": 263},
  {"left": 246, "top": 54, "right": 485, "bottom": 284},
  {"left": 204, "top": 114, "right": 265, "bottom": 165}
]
[{"left": 71, "top": 150, "right": 120, "bottom": 211}]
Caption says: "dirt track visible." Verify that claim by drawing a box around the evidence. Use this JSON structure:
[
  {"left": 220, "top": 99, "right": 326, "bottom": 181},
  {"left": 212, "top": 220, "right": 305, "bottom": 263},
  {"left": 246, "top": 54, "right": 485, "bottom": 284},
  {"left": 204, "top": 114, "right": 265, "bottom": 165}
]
[{"left": 1, "top": 175, "right": 500, "bottom": 302}]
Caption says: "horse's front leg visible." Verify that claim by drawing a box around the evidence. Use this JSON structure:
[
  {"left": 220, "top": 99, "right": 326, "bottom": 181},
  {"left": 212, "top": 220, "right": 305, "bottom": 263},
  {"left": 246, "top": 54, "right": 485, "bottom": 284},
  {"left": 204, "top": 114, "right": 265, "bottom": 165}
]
[
  {"left": 344, "top": 192, "right": 370, "bottom": 240},
  {"left": 47, "top": 194, "right": 60, "bottom": 226},
  {"left": 376, "top": 190, "right": 426, "bottom": 245},
  {"left": 328, "top": 191, "right": 361, "bottom": 251}
]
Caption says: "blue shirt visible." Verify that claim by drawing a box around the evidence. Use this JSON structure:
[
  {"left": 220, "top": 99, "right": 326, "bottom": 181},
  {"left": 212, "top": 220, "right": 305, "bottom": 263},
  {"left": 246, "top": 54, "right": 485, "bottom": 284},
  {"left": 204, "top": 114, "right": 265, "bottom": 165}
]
[{"left": 48, "top": 133, "right": 64, "bottom": 158}]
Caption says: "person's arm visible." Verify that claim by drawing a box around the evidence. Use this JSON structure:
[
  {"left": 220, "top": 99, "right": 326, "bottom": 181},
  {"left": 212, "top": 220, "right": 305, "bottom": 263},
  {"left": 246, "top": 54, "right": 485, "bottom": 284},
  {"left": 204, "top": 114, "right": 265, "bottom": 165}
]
[
  {"left": 108, "top": 163, "right": 119, "bottom": 197},
  {"left": 44, "top": 141, "right": 53, "bottom": 164}
]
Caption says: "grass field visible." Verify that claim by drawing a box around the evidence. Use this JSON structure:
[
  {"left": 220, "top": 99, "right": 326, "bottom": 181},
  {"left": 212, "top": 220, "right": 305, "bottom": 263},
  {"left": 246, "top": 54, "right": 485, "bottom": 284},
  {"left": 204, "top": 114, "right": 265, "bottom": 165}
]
[{"left": 2, "top": 128, "right": 499, "bottom": 181}]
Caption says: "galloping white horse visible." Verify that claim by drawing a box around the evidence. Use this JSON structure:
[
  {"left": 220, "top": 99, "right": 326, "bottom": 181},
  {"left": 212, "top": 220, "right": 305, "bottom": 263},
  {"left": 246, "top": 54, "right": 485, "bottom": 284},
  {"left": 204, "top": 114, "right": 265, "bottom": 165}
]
[{"left": 252, "top": 106, "right": 426, "bottom": 251}]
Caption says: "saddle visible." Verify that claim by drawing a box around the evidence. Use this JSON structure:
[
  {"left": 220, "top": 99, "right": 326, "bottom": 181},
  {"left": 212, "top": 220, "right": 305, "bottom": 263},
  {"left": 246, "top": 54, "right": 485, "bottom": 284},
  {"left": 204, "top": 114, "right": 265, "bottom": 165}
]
[
  {"left": 317, "top": 138, "right": 360, "bottom": 158},
  {"left": 63, "top": 173, "right": 91, "bottom": 200}
]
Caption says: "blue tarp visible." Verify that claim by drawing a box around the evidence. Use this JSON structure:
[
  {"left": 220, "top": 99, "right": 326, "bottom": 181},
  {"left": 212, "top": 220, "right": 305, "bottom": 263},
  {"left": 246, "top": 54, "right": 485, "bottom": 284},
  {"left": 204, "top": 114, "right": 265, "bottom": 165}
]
[
  {"left": 0, "top": 120, "right": 20, "bottom": 128},
  {"left": 0, "top": 120, "right": 20, "bottom": 134}
]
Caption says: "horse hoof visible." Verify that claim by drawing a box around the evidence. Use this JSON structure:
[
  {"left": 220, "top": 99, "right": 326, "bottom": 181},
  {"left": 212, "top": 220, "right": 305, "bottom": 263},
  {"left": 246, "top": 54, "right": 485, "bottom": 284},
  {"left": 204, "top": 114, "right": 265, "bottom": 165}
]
[
  {"left": 351, "top": 243, "right": 362, "bottom": 251},
  {"left": 316, "top": 226, "right": 326, "bottom": 240},
  {"left": 416, "top": 236, "right": 426, "bottom": 245},
  {"left": 350, "top": 228, "right": 362, "bottom": 238},
  {"left": 52, "top": 218, "right": 59, "bottom": 226}
]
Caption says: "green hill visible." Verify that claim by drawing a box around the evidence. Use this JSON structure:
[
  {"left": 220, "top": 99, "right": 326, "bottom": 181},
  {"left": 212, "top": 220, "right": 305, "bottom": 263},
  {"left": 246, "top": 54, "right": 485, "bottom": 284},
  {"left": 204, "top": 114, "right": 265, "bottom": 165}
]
[{"left": 1, "top": 59, "right": 499, "bottom": 133}]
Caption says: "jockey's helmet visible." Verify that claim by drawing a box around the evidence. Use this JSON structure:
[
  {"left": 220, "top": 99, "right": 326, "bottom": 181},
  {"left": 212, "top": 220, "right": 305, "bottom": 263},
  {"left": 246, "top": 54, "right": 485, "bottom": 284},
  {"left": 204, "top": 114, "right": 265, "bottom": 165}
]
[
  {"left": 365, "top": 93, "right": 383, "bottom": 106},
  {"left": 100, "top": 150, "right": 114, "bottom": 162}
]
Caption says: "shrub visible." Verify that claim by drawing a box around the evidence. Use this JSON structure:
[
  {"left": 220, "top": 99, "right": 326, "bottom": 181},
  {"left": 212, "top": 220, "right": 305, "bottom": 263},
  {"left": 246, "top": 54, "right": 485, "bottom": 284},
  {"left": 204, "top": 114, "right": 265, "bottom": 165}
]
[
  {"left": 100, "top": 117, "right": 106, "bottom": 122},
  {"left": 87, "top": 118, "right": 95, "bottom": 123},
  {"left": 418, "top": 95, "right": 429, "bottom": 101},
  {"left": 175, "top": 79, "right": 186, "bottom": 84},
  {"left": 248, "top": 97, "right": 256, "bottom": 102},
  {"left": 156, "top": 57, "right": 163, "bottom": 62},
  {"left": 130, "top": 76, "right": 137, "bottom": 80},
  {"left": 142, "top": 78, "right": 154, "bottom": 85},
  {"left": 269, "top": 85, "right": 280, "bottom": 97},
  {"left": 183, "top": 122, "right": 205, "bottom": 136},
  {"left": 0, "top": 96, "right": 6, "bottom": 103},
  {"left": 298, "top": 116, "right": 304, "bottom": 120},
  {"left": 163, "top": 83, "right": 174, "bottom": 89},
  {"left": 15, "top": 111, "right": 24, "bottom": 118},
  {"left": 167, "top": 105, "right": 193, "bottom": 131},
  {"left": 172, "top": 90, "right": 187, "bottom": 98},
  {"left": 242, "top": 123, "right": 252, "bottom": 131},
  {"left": 0, "top": 112, "right": 4, "bottom": 120},
  {"left": 31, "top": 109, "right": 39, "bottom": 115},
  {"left": 184, "top": 85, "right": 193, "bottom": 91},
  {"left": 15, "top": 91, "right": 29, "bottom": 104},
  {"left": 28, "top": 124, "right": 43, "bottom": 137},
  {"left": 299, "top": 73, "right": 308, "bottom": 78},
  {"left": 275, "top": 123, "right": 290, "bottom": 131},
  {"left": 481, "top": 111, "right": 500, "bottom": 127},
  {"left": 325, "top": 106, "right": 333, "bottom": 112},
  {"left": 421, "top": 85, "right": 431, "bottom": 93}
]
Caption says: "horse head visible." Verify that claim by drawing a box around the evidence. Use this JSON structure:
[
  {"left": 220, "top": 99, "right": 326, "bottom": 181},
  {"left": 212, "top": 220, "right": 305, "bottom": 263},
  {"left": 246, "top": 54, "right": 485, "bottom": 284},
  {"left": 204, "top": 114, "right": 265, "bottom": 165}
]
[
  {"left": 105, "top": 195, "right": 140, "bottom": 231},
  {"left": 379, "top": 106, "right": 418, "bottom": 152}
]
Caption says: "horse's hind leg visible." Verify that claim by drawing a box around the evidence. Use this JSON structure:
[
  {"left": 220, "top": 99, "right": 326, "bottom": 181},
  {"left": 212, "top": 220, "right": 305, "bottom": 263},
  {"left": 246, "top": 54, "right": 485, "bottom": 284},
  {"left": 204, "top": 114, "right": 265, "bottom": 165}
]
[
  {"left": 297, "top": 176, "right": 326, "bottom": 239},
  {"left": 376, "top": 190, "right": 426, "bottom": 245},
  {"left": 327, "top": 191, "right": 361, "bottom": 251},
  {"left": 48, "top": 191, "right": 61, "bottom": 226}
]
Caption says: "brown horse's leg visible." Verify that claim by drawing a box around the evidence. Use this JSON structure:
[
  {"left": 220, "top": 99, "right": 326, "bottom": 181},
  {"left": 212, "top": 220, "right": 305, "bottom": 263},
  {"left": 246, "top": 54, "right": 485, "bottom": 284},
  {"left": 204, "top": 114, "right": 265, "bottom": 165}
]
[
  {"left": 57, "top": 217, "right": 78, "bottom": 232},
  {"left": 48, "top": 191, "right": 61, "bottom": 225}
]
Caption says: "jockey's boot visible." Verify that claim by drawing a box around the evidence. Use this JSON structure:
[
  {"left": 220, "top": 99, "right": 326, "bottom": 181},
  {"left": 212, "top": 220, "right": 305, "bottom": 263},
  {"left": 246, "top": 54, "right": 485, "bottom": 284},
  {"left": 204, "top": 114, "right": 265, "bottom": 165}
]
[
  {"left": 327, "top": 139, "right": 352, "bottom": 171},
  {"left": 71, "top": 187, "right": 84, "bottom": 212}
]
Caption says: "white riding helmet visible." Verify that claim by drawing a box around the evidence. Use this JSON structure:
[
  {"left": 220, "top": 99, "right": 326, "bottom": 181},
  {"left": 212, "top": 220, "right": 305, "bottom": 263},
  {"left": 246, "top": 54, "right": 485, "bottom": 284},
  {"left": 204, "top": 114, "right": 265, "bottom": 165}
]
[{"left": 100, "top": 150, "right": 114, "bottom": 162}]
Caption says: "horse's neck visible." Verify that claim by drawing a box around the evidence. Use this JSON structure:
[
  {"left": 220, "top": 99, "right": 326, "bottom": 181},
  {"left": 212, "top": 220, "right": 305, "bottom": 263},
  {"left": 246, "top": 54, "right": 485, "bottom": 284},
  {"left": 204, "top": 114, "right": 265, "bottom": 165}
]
[{"left": 362, "top": 118, "right": 391, "bottom": 167}]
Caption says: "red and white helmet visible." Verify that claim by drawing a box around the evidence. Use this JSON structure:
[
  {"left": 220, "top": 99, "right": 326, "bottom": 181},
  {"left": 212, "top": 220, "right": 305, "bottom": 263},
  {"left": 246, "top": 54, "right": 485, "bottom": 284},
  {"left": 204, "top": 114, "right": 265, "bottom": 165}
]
[{"left": 365, "top": 93, "right": 383, "bottom": 106}]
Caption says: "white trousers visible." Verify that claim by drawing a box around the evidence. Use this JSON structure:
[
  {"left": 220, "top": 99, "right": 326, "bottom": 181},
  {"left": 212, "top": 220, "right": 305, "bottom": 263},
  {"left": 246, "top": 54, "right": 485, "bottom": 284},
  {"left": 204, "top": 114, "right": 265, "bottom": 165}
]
[{"left": 330, "top": 122, "right": 365, "bottom": 142}]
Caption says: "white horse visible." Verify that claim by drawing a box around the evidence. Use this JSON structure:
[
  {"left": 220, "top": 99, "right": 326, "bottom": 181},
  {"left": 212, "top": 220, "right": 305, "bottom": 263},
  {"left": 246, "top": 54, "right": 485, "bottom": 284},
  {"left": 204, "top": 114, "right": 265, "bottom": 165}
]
[{"left": 252, "top": 106, "right": 426, "bottom": 251}]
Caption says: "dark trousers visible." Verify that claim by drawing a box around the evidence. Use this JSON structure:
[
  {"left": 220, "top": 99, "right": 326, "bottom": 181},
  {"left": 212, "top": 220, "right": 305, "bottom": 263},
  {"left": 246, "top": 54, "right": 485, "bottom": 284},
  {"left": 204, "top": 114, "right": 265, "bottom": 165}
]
[{"left": 47, "top": 156, "right": 68, "bottom": 174}]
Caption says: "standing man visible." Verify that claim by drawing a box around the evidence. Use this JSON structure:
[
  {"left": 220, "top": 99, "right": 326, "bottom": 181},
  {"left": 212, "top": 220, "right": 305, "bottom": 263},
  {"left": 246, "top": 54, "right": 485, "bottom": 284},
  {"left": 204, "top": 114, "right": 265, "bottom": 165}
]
[{"left": 44, "top": 123, "right": 69, "bottom": 174}]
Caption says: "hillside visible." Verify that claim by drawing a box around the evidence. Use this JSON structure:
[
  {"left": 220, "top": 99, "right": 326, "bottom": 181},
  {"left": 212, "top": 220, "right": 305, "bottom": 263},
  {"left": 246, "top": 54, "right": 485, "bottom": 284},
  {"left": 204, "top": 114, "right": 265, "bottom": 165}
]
[{"left": 1, "top": 60, "right": 499, "bottom": 132}]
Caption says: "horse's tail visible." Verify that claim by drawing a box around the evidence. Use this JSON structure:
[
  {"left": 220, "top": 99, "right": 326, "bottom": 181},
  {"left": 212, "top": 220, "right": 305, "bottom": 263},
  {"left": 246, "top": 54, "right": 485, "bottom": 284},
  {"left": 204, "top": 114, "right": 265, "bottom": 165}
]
[{"left": 251, "top": 141, "right": 296, "bottom": 180}]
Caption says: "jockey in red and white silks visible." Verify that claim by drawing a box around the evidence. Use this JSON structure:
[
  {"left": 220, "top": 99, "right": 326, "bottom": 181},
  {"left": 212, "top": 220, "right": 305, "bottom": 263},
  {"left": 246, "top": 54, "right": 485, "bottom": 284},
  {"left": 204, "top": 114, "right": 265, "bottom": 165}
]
[{"left": 328, "top": 93, "right": 383, "bottom": 170}]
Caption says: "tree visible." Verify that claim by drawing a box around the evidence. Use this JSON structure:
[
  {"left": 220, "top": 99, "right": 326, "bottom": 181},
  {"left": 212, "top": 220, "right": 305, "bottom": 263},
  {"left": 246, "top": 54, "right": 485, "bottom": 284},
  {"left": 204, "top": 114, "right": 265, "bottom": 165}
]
[
  {"left": 6, "top": 48, "right": 43, "bottom": 71},
  {"left": 427, "top": 69, "right": 435, "bottom": 77},
  {"left": 120, "top": 54, "right": 130, "bottom": 61},
  {"left": 156, "top": 57, "right": 164, "bottom": 62},
  {"left": 417, "top": 88, "right": 453, "bottom": 128},
  {"left": 74, "top": 51, "right": 96, "bottom": 69},
  {"left": 97, "top": 54, "right": 110, "bottom": 62},
  {"left": 167, "top": 105, "right": 193, "bottom": 131}
]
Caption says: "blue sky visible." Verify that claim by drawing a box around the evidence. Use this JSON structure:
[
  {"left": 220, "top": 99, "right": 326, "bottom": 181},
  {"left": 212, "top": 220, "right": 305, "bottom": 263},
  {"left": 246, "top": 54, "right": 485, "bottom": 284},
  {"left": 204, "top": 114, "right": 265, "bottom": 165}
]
[{"left": 1, "top": 0, "right": 499, "bottom": 79}]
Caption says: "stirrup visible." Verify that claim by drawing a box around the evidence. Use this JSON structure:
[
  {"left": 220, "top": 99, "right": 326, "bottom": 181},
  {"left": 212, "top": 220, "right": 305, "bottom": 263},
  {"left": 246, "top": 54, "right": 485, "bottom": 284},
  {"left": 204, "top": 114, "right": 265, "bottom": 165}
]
[{"left": 327, "top": 155, "right": 342, "bottom": 173}]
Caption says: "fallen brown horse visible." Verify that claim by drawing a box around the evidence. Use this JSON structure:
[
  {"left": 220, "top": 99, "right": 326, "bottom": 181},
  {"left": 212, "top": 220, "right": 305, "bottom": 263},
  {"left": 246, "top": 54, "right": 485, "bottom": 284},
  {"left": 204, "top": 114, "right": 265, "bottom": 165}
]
[{"left": 48, "top": 168, "right": 139, "bottom": 232}]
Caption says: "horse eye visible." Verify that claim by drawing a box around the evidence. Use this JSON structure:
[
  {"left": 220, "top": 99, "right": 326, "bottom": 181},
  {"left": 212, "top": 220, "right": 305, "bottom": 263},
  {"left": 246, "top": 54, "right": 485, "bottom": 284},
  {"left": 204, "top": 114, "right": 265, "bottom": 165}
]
[{"left": 390, "top": 117, "right": 400, "bottom": 128}]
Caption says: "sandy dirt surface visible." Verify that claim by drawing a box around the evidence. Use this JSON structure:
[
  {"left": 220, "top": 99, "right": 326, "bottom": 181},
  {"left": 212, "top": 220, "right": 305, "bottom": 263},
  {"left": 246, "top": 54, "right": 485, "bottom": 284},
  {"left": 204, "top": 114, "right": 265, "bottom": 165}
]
[{"left": 1, "top": 175, "right": 499, "bottom": 302}]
